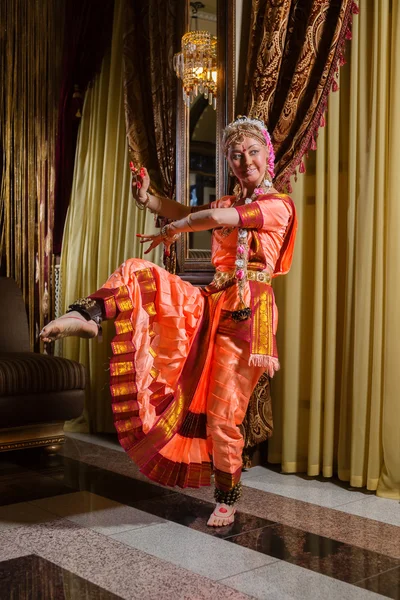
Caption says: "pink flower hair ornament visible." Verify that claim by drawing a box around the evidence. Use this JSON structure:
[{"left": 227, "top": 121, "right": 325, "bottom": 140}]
[{"left": 261, "top": 127, "right": 275, "bottom": 181}]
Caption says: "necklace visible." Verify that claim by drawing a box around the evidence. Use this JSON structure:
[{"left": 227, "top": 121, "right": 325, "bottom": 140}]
[{"left": 231, "top": 178, "right": 272, "bottom": 322}]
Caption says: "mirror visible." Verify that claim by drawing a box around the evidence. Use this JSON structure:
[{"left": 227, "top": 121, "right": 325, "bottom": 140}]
[
  {"left": 176, "top": 0, "right": 235, "bottom": 280},
  {"left": 188, "top": 3, "right": 217, "bottom": 259}
]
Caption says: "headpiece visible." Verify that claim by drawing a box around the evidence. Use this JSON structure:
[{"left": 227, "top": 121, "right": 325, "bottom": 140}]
[{"left": 222, "top": 116, "right": 275, "bottom": 180}]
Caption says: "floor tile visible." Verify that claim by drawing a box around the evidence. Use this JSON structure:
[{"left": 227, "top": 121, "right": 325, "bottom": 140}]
[
  {"left": 240, "top": 466, "right": 280, "bottom": 481},
  {"left": 242, "top": 467, "right": 369, "bottom": 508},
  {"left": 0, "top": 554, "right": 123, "bottom": 599},
  {"left": 133, "top": 491, "right": 275, "bottom": 538},
  {"left": 111, "top": 521, "right": 276, "bottom": 580},
  {"left": 220, "top": 560, "right": 385, "bottom": 599},
  {"left": 3, "top": 447, "right": 66, "bottom": 471},
  {"left": 66, "top": 432, "right": 124, "bottom": 452},
  {"left": 356, "top": 565, "right": 400, "bottom": 599},
  {"left": 0, "top": 500, "right": 57, "bottom": 532},
  {"left": 5, "top": 436, "right": 397, "bottom": 596},
  {"left": 89, "top": 556, "right": 254, "bottom": 600},
  {"left": 227, "top": 524, "right": 400, "bottom": 584},
  {"left": 59, "top": 436, "right": 159, "bottom": 485},
  {"left": 204, "top": 483, "right": 400, "bottom": 560},
  {"left": 334, "top": 496, "right": 400, "bottom": 527},
  {"left": 32, "top": 491, "right": 165, "bottom": 535},
  {"left": 0, "top": 518, "right": 151, "bottom": 578},
  {"left": 0, "top": 541, "right": 30, "bottom": 563},
  {"left": 35, "top": 456, "right": 174, "bottom": 505},
  {"left": 0, "top": 518, "right": 252, "bottom": 599},
  {"left": 0, "top": 468, "right": 77, "bottom": 506}
]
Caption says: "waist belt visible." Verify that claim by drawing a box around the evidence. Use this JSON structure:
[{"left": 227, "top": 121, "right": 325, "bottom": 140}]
[
  {"left": 205, "top": 269, "right": 278, "bottom": 371},
  {"left": 211, "top": 270, "right": 272, "bottom": 290}
]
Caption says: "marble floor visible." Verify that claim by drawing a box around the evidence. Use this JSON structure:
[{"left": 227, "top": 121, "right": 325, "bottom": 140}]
[{"left": 0, "top": 433, "right": 399, "bottom": 600}]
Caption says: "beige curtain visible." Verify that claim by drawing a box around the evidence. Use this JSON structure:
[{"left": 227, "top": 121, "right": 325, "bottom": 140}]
[
  {"left": 269, "top": 0, "right": 400, "bottom": 499},
  {"left": 60, "top": 0, "right": 161, "bottom": 432}
]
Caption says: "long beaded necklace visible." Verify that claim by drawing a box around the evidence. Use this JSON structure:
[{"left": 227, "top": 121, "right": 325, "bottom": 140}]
[{"left": 231, "top": 178, "right": 272, "bottom": 322}]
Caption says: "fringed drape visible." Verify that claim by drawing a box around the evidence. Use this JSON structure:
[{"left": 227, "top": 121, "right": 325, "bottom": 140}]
[
  {"left": 0, "top": 0, "right": 63, "bottom": 348},
  {"left": 122, "top": 0, "right": 183, "bottom": 199},
  {"left": 239, "top": 0, "right": 358, "bottom": 460},
  {"left": 243, "top": 0, "right": 359, "bottom": 191},
  {"left": 53, "top": 0, "right": 114, "bottom": 254}
]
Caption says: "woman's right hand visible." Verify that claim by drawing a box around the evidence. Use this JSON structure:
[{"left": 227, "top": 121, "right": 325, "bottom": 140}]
[{"left": 130, "top": 164, "right": 150, "bottom": 206}]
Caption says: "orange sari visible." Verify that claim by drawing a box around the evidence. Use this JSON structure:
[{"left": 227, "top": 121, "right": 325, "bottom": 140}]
[{"left": 89, "top": 193, "right": 297, "bottom": 490}]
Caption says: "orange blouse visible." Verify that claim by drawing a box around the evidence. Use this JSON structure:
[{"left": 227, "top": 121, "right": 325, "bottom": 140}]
[{"left": 211, "top": 193, "right": 296, "bottom": 277}]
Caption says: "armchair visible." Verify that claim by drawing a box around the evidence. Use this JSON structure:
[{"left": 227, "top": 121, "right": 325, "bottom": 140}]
[{"left": 0, "top": 277, "right": 85, "bottom": 453}]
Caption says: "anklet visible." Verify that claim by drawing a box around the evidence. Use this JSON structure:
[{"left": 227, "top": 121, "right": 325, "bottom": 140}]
[
  {"left": 214, "top": 481, "right": 242, "bottom": 506},
  {"left": 67, "top": 298, "right": 103, "bottom": 336}
]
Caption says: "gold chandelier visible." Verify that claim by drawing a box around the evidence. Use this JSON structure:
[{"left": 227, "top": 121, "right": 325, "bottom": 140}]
[{"left": 173, "top": 31, "right": 217, "bottom": 109}]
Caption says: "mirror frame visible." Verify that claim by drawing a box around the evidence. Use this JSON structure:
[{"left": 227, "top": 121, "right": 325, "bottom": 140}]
[{"left": 175, "top": 0, "right": 235, "bottom": 282}]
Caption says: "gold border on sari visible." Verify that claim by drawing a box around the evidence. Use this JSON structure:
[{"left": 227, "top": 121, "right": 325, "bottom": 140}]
[
  {"left": 214, "top": 466, "right": 242, "bottom": 491},
  {"left": 249, "top": 280, "right": 276, "bottom": 358}
]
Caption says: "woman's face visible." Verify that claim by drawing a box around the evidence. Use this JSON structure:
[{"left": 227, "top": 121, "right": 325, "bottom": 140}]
[{"left": 227, "top": 136, "right": 268, "bottom": 188}]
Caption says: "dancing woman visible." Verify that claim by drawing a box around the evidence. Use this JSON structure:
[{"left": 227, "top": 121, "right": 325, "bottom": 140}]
[{"left": 41, "top": 116, "right": 297, "bottom": 527}]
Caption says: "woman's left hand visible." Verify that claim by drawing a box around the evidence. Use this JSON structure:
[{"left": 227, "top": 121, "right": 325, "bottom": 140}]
[{"left": 136, "top": 233, "right": 173, "bottom": 255}]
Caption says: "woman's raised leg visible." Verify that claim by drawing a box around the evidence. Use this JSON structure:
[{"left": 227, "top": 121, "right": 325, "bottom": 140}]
[{"left": 39, "top": 258, "right": 155, "bottom": 343}]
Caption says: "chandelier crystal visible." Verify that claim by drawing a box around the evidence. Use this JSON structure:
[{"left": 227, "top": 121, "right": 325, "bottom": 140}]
[{"left": 173, "top": 31, "right": 217, "bottom": 109}]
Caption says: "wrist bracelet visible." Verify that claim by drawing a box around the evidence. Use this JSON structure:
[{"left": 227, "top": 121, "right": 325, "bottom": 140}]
[
  {"left": 187, "top": 214, "right": 195, "bottom": 231},
  {"left": 135, "top": 192, "right": 151, "bottom": 211},
  {"left": 160, "top": 224, "right": 180, "bottom": 243}
]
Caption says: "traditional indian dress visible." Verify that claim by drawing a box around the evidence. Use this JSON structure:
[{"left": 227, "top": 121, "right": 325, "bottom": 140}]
[{"left": 87, "top": 193, "right": 297, "bottom": 493}]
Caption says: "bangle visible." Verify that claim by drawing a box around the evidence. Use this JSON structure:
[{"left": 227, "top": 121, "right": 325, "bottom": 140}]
[
  {"left": 160, "top": 224, "right": 180, "bottom": 243},
  {"left": 187, "top": 214, "right": 195, "bottom": 231},
  {"left": 135, "top": 192, "right": 151, "bottom": 211}
]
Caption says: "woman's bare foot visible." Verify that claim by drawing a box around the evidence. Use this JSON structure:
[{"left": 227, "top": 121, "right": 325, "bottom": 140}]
[
  {"left": 207, "top": 503, "right": 236, "bottom": 527},
  {"left": 40, "top": 311, "right": 98, "bottom": 342}
]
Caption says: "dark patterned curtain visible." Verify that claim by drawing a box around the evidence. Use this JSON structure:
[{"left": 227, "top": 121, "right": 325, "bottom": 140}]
[
  {"left": 122, "top": 0, "right": 183, "bottom": 200},
  {"left": 240, "top": 0, "right": 358, "bottom": 457},
  {"left": 243, "top": 0, "right": 359, "bottom": 191},
  {"left": 53, "top": 0, "right": 114, "bottom": 254},
  {"left": 0, "top": 0, "right": 64, "bottom": 348}
]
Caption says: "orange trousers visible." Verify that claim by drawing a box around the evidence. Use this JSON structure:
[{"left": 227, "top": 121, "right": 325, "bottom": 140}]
[{"left": 206, "top": 329, "right": 264, "bottom": 488}]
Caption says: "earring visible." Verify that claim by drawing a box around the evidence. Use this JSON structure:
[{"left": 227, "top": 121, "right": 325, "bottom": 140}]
[
  {"left": 229, "top": 168, "right": 234, "bottom": 177},
  {"left": 263, "top": 178, "right": 272, "bottom": 188},
  {"left": 263, "top": 169, "right": 272, "bottom": 189}
]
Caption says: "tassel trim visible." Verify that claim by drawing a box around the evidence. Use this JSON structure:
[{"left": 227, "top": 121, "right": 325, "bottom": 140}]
[
  {"left": 275, "top": 0, "right": 359, "bottom": 191},
  {"left": 249, "top": 354, "right": 280, "bottom": 377}
]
